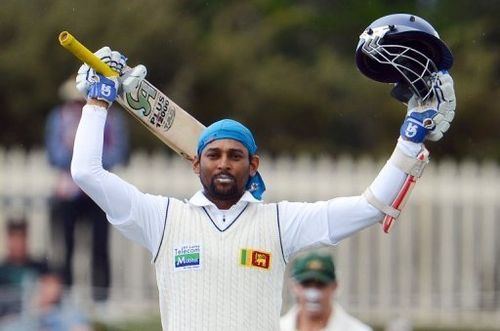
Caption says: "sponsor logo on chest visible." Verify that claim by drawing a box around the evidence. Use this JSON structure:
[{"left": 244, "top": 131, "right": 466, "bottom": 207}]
[{"left": 173, "top": 244, "right": 201, "bottom": 271}]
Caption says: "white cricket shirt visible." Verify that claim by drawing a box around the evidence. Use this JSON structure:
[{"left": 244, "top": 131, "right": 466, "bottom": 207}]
[
  {"left": 71, "top": 105, "right": 422, "bottom": 330},
  {"left": 71, "top": 105, "right": 421, "bottom": 261}
]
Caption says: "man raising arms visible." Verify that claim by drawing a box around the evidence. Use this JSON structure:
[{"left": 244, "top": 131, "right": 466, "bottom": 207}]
[{"left": 70, "top": 14, "right": 455, "bottom": 331}]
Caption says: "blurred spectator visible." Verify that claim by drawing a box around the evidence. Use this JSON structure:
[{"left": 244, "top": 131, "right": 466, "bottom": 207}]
[
  {"left": 281, "top": 251, "right": 372, "bottom": 331},
  {"left": 0, "top": 268, "right": 94, "bottom": 331},
  {"left": 45, "top": 76, "right": 129, "bottom": 301},
  {"left": 0, "top": 218, "right": 48, "bottom": 319}
]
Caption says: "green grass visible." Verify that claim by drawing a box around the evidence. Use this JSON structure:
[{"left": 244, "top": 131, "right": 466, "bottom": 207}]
[{"left": 92, "top": 317, "right": 162, "bottom": 331}]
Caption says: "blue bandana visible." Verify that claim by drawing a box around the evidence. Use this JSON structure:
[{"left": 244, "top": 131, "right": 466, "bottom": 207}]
[{"left": 197, "top": 119, "right": 266, "bottom": 200}]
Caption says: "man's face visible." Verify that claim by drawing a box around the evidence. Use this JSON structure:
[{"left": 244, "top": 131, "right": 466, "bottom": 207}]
[
  {"left": 193, "top": 139, "right": 259, "bottom": 202},
  {"left": 292, "top": 280, "right": 337, "bottom": 315},
  {"left": 7, "top": 229, "right": 28, "bottom": 263},
  {"left": 36, "top": 274, "right": 63, "bottom": 307}
]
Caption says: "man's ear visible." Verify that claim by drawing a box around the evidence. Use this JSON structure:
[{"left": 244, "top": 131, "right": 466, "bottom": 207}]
[
  {"left": 249, "top": 155, "right": 260, "bottom": 176},
  {"left": 192, "top": 155, "right": 200, "bottom": 175}
]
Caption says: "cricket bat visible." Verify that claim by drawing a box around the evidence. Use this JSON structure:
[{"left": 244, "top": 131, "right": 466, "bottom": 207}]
[{"left": 58, "top": 31, "right": 205, "bottom": 161}]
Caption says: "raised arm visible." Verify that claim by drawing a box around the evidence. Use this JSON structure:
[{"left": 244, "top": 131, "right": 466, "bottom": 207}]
[
  {"left": 280, "top": 72, "right": 456, "bottom": 260},
  {"left": 70, "top": 47, "right": 166, "bottom": 254},
  {"left": 71, "top": 99, "right": 134, "bottom": 220}
]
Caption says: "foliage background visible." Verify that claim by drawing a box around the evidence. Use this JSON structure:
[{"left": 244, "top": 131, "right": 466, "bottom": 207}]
[{"left": 0, "top": 0, "right": 498, "bottom": 160}]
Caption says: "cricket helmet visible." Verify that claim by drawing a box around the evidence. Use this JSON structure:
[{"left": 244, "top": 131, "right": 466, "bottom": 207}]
[{"left": 355, "top": 13, "right": 453, "bottom": 100}]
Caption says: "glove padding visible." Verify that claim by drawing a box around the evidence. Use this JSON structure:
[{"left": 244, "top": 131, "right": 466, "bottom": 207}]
[
  {"left": 86, "top": 74, "right": 119, "bottom": 107},
  {"left": 400, "top": 71, "right": 456, "bottom": 143},
  {"left": 75, "top": 46, "right": 147, "bottom": 107}
]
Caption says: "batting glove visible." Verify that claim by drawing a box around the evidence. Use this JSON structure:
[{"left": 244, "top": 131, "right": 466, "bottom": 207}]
[
  {"left": 400, "top": 109, "right": 437, "bottom": 143},
  {"left": 75, "top": 46, "right": 127, "bottom": 107},
  {"left": 121, "top": 64, "right": 147, "bottom": 93},
  {"left": 400, "top": 71, "right": 456, "bottom": 143},
  {"left": 86, "top": 74, "right": 119, "bottom": 107}
]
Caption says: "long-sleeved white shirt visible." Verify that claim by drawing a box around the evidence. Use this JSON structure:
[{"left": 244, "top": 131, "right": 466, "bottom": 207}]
[{"left": 71, "top": 105, "right": 421, "bottom": 261}]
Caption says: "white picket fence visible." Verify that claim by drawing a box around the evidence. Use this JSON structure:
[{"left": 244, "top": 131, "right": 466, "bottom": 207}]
[{"left": 1, "top": 148, "right": 500, "bottom": 328}]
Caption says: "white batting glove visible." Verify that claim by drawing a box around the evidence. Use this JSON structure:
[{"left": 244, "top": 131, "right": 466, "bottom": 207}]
[
  {"left": 404, "top": 71, "right": 456, "bottom": 142},
  {"left": 75, "top": 47, "right": 127, "bottom": 98},
  {"left": 75, "top": 47, "right": 147, "bottom": 104},
  {"left": 121, "top": 64, "right": 147, "bottom": 93}
]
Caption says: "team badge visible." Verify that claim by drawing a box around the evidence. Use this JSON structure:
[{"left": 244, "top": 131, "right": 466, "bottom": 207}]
[
  {"left": 173, "top": 244, "right": 201, "bottom": 271},
  {"left": 307, "top": 260, "right": 323, "bottom": 270},
  {"left": 240, "top": 248, "right": 271, "bottom": 270}
]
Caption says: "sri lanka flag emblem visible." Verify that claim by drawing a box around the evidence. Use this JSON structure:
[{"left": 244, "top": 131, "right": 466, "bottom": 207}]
[{"left": 240, "top": 248, "right": 271, "bottom": 270}]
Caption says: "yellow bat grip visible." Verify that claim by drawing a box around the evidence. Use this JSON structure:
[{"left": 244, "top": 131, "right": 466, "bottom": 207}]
[{"left": 58, "top": 31, "right": 118, "bottom": 77}]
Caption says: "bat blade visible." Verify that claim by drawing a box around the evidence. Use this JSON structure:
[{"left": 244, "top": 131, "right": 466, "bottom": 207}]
[
  {"left": 59, "top": 31, "right": 205, "bottom": 161},
  {"left": 118, "top": 77, "right": 205, "bottom": 161}
]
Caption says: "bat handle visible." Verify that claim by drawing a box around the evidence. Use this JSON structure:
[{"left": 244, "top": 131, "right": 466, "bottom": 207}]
[{"left": 58, "top": 31, "right": 118, "bottom": 77}]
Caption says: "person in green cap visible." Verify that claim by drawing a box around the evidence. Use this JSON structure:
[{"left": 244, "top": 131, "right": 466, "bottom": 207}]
[{"left": 281, "top": 251, "right": 372, "bottom": 331}]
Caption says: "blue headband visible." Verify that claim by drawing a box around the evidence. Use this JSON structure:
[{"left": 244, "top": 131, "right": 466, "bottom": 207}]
[{"left": 197, "top": 119, "right": 266, "bottom": 200}]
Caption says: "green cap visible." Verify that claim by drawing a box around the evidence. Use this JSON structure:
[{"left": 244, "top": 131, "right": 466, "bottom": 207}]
[{"left": 291, "top": 252, "right": 336, "bottom": 284}]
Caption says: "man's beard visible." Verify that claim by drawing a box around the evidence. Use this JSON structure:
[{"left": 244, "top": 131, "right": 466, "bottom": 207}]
[{"left": 202, "top": 173, "right": 242, "bottom": 201}]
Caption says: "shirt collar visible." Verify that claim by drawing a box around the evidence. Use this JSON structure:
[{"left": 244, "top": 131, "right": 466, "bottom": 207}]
[{"left": 188, "top": 190, "right": 261, "bottom": 207}]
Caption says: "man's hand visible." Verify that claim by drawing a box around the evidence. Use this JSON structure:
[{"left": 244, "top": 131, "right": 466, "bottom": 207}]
[
  {"left": 400, "top": 71, "right": 456, "bottom": 143},
  {"left": 75, "top": 46, "right": 125, "bottom": 108},
  {"left": 86, "top": 74, "right": 120, "bottom": 107}
]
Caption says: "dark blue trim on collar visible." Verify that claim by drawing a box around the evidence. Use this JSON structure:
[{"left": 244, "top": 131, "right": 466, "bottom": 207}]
[{"left": 202, "top": 203, "right": 249, "bottom": 233}]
